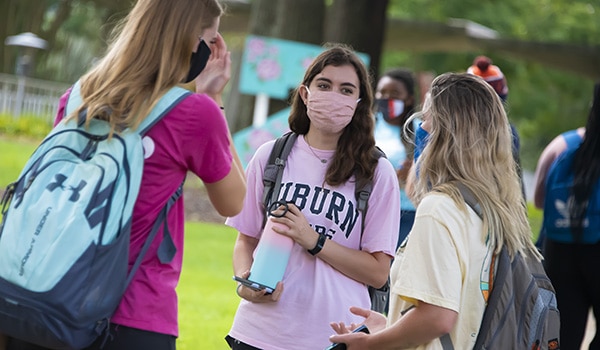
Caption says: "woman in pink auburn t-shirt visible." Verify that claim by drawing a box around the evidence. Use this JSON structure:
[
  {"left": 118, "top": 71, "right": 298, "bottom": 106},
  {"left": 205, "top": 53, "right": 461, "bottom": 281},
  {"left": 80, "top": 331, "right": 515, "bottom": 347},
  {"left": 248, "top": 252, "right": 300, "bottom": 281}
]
[{"left": 225, "top": 45, "right": 400, "bottom": 350}]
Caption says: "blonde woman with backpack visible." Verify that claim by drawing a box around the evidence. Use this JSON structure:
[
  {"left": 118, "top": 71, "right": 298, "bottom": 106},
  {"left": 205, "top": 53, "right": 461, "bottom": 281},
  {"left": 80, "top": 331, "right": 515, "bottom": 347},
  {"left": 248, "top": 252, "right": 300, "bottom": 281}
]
[{"left": 330, "top": 72, "right": 542, "bottom": 349}]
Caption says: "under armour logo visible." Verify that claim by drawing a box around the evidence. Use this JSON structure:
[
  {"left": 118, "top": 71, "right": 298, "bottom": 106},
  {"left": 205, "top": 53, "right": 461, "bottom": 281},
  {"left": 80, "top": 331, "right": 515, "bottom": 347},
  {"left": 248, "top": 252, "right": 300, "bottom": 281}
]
[{"left": 46, "top": 174, "right": 87, "bottom": 202}]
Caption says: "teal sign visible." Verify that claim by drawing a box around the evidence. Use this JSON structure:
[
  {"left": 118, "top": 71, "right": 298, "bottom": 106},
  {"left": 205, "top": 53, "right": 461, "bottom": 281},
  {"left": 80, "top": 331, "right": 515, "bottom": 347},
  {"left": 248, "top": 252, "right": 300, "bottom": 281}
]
[{"left": 239, "top": 35, "right": 369, "bottom": 99}]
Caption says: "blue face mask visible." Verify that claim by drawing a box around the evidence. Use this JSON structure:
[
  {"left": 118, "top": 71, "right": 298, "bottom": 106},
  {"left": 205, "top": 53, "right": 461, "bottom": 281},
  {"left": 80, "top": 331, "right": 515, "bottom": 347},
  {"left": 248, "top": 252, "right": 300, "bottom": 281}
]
[
  {"left": 414, "top": 122, "right": 430, "bottom": 162},
  {"left": 184, "top": 39, "right": 211, "bottom": 83}
]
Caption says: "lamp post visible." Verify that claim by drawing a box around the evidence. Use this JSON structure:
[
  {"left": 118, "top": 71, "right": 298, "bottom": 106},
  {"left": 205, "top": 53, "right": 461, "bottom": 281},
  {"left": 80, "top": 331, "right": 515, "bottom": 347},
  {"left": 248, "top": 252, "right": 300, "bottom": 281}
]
[{"left": 4, "top": 32, "right": 48, "bottom": 117}]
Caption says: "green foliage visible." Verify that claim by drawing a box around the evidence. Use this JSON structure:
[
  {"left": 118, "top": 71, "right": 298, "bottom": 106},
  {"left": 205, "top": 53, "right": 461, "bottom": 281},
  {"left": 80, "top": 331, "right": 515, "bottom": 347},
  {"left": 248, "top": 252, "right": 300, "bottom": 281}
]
[
  {"left": 389, "top": 0, "right": 600, "bottom": 45},
  {"left": 40, "top": 2, "right": 109, "bottom": 82},
  {"left": 512, "top": 65, "right": 592, "bottom": 167},
  {"left": 0, "top": 114, "right": 52, "bottom": 140},
  {"left": 384, "top": 0, "right": 600, "bottom": 170}
]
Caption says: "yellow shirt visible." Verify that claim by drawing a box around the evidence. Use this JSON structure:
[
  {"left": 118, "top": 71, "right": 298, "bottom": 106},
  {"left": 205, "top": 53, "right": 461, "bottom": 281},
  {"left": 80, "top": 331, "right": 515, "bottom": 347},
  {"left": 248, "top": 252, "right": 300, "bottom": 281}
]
[{"left": 388, "top": 193, "right": 494, "bottom": 349}]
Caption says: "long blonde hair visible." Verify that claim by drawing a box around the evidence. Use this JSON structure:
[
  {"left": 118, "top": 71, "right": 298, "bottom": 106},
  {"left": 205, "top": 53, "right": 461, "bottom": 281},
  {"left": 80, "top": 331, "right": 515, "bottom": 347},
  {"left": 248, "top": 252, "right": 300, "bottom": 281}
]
[
  {"left": 412, "top": 72, "right": 540, "bottom": 259},
  {"left": 73, "top": 0, "right": 223, "bottom": 132}
]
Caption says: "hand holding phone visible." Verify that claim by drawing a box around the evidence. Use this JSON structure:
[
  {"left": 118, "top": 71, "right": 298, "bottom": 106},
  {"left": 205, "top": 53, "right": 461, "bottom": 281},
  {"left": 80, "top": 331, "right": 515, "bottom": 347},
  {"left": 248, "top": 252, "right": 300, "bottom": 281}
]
[
  {"left": 324, "top": 324, "right": 369, "bottom": 350},
  {"left": 233, "top": 276, "right": 274, "bottom": 294}
]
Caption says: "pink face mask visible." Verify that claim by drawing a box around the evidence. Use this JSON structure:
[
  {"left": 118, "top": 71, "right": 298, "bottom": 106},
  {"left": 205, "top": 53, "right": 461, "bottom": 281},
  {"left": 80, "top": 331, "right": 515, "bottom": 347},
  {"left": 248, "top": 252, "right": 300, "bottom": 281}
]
[{"left": 305, "top": 87, "right": 359, "bottom": 134}]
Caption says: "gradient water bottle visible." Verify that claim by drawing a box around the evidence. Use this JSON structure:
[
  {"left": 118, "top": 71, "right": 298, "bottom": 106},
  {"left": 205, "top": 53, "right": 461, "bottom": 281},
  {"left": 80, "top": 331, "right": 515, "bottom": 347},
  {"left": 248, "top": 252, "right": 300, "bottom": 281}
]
[{"left": 248, "top": 201, "right": 294, "bottom": 293}]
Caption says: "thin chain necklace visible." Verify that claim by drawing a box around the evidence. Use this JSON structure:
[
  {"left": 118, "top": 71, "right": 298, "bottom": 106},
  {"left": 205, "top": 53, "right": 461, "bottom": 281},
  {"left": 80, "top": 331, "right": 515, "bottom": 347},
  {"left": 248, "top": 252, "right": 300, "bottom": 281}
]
[{"left": 304, "top": 135, "right": 327, "bottom": 163}]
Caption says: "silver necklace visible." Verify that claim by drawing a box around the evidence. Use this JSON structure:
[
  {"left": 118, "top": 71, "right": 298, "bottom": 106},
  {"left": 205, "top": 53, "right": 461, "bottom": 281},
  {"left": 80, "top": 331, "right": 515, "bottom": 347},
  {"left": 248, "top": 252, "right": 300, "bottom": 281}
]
[{"left": 305, "top": 136, "right": 327, "bottom": 163}]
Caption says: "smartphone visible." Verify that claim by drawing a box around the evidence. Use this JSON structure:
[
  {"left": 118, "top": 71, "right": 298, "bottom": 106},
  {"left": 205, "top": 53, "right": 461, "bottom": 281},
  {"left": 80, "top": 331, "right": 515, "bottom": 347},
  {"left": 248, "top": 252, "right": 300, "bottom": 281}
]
[
  {"left": 233, "top": 276, "right": 274, "bottom": 294},
  {"left": 324, "top": 324, "right": 370, "bottom": 350}
]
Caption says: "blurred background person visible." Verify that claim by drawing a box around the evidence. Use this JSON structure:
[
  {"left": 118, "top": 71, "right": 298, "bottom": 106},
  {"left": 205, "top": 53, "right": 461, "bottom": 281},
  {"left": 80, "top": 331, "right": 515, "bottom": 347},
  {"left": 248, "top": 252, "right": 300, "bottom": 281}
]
[
  {"left": 467, "top": 55, "right": 525, "bottom": 199},
  {"left": 374, "top": 68, "right": 419, "bottom": 247},
  {"left": 532, "top": 82, "right": 600, "bottom": 350}
]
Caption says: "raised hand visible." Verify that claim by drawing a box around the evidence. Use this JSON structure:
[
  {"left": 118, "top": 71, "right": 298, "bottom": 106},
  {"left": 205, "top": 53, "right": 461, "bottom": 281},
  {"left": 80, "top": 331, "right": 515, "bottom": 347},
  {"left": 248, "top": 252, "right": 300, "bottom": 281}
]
[{"left": 195, "top": 33, "right": 231, "bottom": 103}]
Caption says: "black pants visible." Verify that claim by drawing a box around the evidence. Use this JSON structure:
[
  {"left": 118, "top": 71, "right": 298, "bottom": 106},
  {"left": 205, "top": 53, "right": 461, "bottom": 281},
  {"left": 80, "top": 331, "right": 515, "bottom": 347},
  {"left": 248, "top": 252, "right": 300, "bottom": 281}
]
[
  {"left": 544, "top": 239, "right": 600, "bottom": 350},
  {"left": 7, "top": 324, "right": 176, "bottom": 350},
  {"left": 225, "top": 335, "right": 262, "bottom": 350}
]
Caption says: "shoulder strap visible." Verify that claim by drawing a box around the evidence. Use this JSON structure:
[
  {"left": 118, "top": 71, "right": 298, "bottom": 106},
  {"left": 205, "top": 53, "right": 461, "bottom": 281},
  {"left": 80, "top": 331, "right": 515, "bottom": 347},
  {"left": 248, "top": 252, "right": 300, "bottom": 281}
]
[
  {"left": 137, "top": 86, "right": 191, "bottom": 135},
  {"left": 561, "top": 129, "right": 583, "bottom": 150},
  {"left": 358, "top": 147, "right": 387, "bottom": 235},
  {"left": 472, "top": 245, "right": 511, "bottom": 350},
  {"left": 65, "top": 80, "right": 83, "bottom": 118},
  {"left": 126, "top": 183, "right": 184, "bottom": 287},
  {"left": 359, "top": 148, "right": 391, "bottom": 298},
  {"left": 126, "top": 88, "right": 191, "bottom": 282},
  {"left": 262, "top": 132, "right": 297, "bottom": 210},
  {"left": 456, "top": 183, "right": 483, "bottom": 219},
  {"left": 262, "top": 139, "right": 384, "bottom": 238},
  {"left": 445, "top": 183, "right": 486, "bottom": 350},
  {"left": 65, "top": 80, "right": 191, "bottom": 135}
]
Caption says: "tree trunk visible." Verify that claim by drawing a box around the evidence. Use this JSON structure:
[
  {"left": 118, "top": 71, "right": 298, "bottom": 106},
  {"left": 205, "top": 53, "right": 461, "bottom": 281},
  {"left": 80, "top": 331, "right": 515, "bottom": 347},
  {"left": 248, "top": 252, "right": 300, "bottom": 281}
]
[
  {"left": 40, "top": 0, "right": 73, "bottom": 52},
  {"left": 275, "top": 0, "right": 324, "bottom": 44},
  {"left": 227, "top": 0, "right": 279, "bottom": 133},
  {"left": 268, "top": 0, "right": 325, "bottom": 120},
  {"left": 325, "top": 0, "right": 389, "bottom": 82},
  {"left": 227, "top": 0, "right": 326, "bottom": 132}
]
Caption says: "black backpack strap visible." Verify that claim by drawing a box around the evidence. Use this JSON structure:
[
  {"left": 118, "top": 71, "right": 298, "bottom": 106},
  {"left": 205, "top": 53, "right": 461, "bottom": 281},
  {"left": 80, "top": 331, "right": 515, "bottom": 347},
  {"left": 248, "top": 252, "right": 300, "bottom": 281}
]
[
  {"left": 456, "top": 183, "right": 483, "bottom": 219},
  {"left": 358, "top": 147, "right": 387, "bottom": 237},
  {"left": 262, "top": 132, "right": 297, "bottom": 210},
  {"left": 357, "top": 148, "right": 390, "bottom": 301},
  {"left": 125, "top": 181, "right": 184, "bottom": 287}
]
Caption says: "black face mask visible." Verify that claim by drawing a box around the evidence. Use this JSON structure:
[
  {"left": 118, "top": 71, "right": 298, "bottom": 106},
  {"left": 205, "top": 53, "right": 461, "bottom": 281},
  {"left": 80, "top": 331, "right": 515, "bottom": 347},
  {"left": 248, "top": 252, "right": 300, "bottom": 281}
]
[{"left": 184, "top": 39, "right": 211, "bottom": 83}]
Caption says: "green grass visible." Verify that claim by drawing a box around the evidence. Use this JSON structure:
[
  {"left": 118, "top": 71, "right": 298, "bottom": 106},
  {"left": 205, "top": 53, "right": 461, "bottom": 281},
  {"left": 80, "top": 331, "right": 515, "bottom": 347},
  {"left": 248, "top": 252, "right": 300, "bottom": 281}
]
[
  {"left": 528, "top": 202, "right": 543, "bottom": 243},
  {"left": 177, "top": 222, "right": 239, "bottom": 349}
]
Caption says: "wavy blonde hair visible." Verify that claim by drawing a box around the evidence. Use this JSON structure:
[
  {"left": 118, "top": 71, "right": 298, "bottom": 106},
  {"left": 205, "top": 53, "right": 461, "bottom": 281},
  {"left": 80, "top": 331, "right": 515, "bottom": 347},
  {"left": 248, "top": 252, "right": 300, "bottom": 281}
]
[
  {"left": 412, "top": 72, "right": 540, "bottom": 259},
  {"left": 72, "top": 0, "right": 223, "bottom": 132}
]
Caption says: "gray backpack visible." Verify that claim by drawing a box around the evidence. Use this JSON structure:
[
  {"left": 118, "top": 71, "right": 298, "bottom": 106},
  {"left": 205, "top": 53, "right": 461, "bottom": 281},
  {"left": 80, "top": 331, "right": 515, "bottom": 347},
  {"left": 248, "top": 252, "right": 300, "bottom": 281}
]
[{"left": 456, "top": 184, "right": 561, "bottom": 350}]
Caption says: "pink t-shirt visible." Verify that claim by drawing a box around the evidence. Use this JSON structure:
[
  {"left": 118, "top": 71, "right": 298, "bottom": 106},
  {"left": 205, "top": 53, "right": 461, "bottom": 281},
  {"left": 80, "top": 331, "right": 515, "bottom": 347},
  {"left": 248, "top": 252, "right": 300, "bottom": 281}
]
[
  {"left": 225, "top": 135, "right": 400, "bottom": 350},
  {"left": 55, "top": 89, "right": 233, "bottom": 336}
]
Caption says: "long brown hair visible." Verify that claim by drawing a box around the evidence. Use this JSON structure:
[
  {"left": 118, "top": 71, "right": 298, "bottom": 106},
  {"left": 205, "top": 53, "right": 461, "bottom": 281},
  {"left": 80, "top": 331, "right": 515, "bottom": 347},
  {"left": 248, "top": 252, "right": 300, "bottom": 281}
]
[
  {"left": 73, "top": 0, "right": 223, "bottom": 132},
  {"left": 288, "top": 44, "right": 377, "bottom": 189}
]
